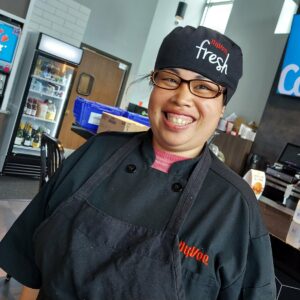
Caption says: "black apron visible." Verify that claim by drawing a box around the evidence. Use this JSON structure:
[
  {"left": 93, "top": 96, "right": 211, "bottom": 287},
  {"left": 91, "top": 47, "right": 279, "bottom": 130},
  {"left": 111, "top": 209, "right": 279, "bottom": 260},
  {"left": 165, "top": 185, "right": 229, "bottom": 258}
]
[{"left": 33, "top": 133, "right": 211, "bottom": 300}]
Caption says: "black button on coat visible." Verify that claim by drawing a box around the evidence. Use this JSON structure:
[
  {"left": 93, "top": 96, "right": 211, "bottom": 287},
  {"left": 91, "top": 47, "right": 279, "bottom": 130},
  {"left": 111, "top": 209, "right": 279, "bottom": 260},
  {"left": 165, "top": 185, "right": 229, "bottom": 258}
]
[
  {"left": 126, "top": 164, "right": 137, "bottom": 173},
  {"left": 172, "top": 182, "right": 184, "bottom": 192}
]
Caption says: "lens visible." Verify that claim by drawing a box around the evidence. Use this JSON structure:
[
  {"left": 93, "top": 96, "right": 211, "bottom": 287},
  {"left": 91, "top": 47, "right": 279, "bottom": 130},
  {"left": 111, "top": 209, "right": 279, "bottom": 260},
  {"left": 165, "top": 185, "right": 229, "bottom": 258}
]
[
  {"left": 153, "top": 71, "right": 180, "bottom": 89},
  {"left": 190, "top": 80, "right": 220, "bottom": 98},
  {"left": 151, "top": 70, "right": 223, "bottom": 98}
]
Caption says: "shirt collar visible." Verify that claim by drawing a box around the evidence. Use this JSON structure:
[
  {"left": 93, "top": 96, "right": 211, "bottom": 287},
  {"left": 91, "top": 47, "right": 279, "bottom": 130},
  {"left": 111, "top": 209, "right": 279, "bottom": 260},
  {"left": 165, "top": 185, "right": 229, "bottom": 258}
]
[{"left": 140, "top": 129, "right": 208, "bottom": 175}]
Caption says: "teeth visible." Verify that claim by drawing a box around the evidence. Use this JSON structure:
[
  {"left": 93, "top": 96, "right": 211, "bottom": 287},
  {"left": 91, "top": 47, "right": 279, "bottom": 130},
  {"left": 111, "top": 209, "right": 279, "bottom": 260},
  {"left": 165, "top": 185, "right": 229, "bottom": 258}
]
[{"left": 167, "top": 113, "right": 193, "bottom": 126}]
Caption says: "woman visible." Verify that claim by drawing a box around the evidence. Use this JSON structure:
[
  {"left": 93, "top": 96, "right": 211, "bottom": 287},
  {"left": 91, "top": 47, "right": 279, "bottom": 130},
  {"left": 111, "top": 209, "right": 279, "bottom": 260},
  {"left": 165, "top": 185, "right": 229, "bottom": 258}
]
[{"left": 0, "top": 26, "right": 276, "bottom": 300}]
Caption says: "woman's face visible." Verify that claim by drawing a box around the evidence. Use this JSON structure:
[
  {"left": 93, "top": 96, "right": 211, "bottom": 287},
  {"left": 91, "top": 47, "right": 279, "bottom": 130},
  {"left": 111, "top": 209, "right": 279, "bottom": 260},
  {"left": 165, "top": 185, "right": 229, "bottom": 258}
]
[{"left": 148, "top": 68, "right": 225, "bottom": 158}]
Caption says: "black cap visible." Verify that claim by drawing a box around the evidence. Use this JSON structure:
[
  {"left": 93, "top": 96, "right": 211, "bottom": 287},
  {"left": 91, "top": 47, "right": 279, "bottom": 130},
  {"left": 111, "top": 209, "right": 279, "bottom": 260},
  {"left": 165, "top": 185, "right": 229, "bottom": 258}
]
[{"left": 154, "top": 26, "right": 243, "bottom": 104}]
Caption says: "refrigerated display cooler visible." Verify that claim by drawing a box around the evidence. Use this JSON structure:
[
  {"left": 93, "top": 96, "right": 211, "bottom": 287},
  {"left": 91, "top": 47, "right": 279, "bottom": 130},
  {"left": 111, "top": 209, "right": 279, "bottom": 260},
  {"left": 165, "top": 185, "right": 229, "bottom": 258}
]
[{"left": 2, "top": 33, "right": 83, "bottom": 177}]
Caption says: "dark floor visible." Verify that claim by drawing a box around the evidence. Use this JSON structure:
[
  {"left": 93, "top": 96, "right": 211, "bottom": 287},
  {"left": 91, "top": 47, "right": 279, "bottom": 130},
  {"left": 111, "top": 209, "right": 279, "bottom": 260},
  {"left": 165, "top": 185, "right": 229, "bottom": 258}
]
[
  {"left": 0, "top": 278, "right": 22, "bottom": 300},
  {"left": 0, "top": 175, "right": 39, "bottom": 200},
  {"left": 0, "top": 198, "right": 30, "bottom": 299},
  {"left": 0, "top": 175, "right": 35, "bottom": 299}
]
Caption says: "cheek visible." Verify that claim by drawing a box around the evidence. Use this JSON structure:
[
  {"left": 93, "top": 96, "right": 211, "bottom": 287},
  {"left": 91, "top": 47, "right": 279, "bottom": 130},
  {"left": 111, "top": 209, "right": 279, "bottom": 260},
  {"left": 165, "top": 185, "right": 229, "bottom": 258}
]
[
  {"left": 148, "top": 88, "right": 165, "bottom": 114},
  {"left": 198, "top": 102, "right": 224, "bottom": 124},
  {"left": 148, "top": 94, "right": 155, "bottom": 115},
  {"left": 148, "top": 92, "right": 160, "bottom": 121}
]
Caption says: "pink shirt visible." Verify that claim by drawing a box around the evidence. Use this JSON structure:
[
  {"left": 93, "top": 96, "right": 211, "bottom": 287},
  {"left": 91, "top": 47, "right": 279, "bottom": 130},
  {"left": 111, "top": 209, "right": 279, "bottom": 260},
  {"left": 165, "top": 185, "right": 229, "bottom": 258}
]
[{"left": 151, "top": 147, "right": 188, "bottom": 173}]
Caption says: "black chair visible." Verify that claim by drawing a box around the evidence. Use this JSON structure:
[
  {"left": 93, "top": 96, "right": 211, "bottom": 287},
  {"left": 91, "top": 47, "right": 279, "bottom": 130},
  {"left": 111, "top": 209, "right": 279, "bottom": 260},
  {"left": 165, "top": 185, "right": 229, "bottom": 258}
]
[
  {"left": 40, "top": 132, "right": 65, "bottom": 188},
  {"left": 5, "top": 134, "right": 65, "bottom": 283}
]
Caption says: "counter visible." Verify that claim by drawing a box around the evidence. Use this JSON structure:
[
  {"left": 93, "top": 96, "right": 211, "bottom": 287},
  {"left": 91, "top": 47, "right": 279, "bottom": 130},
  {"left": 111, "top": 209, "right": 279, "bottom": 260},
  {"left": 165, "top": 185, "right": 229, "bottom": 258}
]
[
  {"left": 259, "top": 195, "right": 295, "bottom": 243},
  {"left": 259, "top": 196, "right": 300, "bottom": 296}
]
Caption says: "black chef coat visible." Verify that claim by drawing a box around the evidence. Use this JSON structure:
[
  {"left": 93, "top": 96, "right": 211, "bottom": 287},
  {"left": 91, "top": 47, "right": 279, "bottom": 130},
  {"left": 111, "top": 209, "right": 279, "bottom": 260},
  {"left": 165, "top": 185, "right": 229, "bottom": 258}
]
[{"left": 0, "top": 130, "right": 276, "bottom": 299}]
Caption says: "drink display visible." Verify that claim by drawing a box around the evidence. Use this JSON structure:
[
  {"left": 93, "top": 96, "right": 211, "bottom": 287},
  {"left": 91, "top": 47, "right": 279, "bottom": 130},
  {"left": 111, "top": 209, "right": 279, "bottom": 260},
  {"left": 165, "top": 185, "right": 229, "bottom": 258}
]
[
  {"left": 13, "top": 54, "right": 75, "bottom": 153},
  {"left": 3, "top": 33, "right": 82, "bottom": 177},
  {"left": 14, "top": 121, "right": 50, "bottom": 149}
]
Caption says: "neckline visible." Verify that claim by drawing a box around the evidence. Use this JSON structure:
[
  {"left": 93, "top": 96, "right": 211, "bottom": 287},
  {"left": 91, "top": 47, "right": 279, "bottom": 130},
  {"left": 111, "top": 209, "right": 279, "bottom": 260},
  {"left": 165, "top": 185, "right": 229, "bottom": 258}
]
[{"left": 140, "top": 130, "right": 206, "bottom": 174}]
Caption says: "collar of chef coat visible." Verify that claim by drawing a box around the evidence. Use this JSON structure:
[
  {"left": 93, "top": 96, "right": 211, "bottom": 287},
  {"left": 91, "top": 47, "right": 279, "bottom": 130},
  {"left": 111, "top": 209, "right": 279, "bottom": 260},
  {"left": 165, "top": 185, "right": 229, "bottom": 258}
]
[{"left": 140, "top": 129, "right": 208, "bottom": 175}]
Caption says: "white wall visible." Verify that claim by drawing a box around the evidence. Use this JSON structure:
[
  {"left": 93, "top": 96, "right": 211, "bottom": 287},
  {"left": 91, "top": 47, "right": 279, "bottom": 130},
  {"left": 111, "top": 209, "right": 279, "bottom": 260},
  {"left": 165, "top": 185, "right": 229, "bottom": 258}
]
[
  {"left": 75, "top": 0, "right": 159, "bottom": 108},
  {"left": 27, "top": 0, "right": 90, "bottom": 47},
  {"left": 126, "top": 0, "right": 206, "bottom": 107},
  {"left": 224, "top": 0, "right": 289, "bottom": 124}
]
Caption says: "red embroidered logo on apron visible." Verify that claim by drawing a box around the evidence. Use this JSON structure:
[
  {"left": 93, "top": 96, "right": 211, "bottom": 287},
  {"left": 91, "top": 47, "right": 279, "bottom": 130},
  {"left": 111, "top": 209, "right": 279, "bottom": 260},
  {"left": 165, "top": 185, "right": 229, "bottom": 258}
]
[{"left": 179, "top": 240, "right": 209, "bottom": 266}]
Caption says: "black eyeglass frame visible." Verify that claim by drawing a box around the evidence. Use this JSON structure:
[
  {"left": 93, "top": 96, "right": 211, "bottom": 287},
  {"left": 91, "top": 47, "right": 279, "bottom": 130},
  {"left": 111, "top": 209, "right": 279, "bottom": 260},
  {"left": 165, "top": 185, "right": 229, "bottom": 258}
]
[{"left": 150, "top": 70, "right": 226, "bottom": 99}]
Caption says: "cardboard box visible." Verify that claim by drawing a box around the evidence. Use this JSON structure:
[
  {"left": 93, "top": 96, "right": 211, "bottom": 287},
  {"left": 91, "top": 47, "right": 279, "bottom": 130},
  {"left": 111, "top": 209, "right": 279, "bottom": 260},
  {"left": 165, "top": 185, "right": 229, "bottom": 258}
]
[{"left": 97, "top": 112, "right": 149, "bottom": 133}]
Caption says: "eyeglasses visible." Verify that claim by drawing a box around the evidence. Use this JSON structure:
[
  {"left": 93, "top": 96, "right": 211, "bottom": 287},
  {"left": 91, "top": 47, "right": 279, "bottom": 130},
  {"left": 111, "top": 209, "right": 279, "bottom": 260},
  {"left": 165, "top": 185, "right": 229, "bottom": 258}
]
[{"left": 150, "top": 70, "right": 226, "bottom": 99}]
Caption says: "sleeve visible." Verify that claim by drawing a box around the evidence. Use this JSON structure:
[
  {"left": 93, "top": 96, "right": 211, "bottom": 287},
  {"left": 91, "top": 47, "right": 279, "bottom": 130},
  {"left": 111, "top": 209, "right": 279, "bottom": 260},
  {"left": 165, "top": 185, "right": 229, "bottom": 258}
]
[
  {"left": 217, "top": 234, "right": 276, "bottom": 300},
  {"left": 216, "top": 186, "right": 277, "bottom": 300},
  {"left": 241, "top": 234, "right": 277, "bottom": 300},
  {"left": 0, "top": 137, "right": 96, "bottom": 288},
  {"left": 239, "top": 190, "right": 277, "bottom": 299}
]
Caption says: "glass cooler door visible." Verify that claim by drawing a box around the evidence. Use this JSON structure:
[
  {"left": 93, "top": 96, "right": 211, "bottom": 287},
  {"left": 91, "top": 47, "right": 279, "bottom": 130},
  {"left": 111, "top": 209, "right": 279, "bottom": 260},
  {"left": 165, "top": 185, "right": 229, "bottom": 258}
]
[{"left": 12, "top": 54, "right": 75, "bottom": 156}]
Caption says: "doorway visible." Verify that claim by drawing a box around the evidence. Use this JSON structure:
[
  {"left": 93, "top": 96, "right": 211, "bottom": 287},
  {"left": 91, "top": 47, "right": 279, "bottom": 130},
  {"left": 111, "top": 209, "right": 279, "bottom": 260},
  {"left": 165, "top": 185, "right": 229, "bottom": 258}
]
[{"left": 59, "top": 45, "right": 131, "bottom": 149}]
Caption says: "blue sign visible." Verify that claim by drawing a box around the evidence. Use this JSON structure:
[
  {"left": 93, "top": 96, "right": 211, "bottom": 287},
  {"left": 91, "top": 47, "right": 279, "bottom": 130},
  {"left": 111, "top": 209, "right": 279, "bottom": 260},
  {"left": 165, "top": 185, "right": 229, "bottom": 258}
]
[
  {"left": 0, "top": 21, "right": 21, "bottom": 73},
  {"left": 278, "top": 15, "right": 300, "bottom": 96}
]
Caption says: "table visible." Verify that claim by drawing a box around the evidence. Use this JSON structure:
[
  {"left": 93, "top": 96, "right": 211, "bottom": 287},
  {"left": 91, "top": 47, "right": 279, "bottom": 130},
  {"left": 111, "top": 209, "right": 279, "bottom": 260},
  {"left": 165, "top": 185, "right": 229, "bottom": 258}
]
[
  {"left": 258, "top": 196, "right": 300, "bottom": 284},
  {"left": 259, "top": 196, "right": 294, "bottom": 242}
]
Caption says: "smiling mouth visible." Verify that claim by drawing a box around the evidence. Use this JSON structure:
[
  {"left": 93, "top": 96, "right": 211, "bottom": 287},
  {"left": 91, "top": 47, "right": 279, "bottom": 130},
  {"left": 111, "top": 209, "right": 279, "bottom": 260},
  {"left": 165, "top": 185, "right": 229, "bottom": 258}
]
[{"left": 165, "top": 112, "right": 194, "bottom": 126}]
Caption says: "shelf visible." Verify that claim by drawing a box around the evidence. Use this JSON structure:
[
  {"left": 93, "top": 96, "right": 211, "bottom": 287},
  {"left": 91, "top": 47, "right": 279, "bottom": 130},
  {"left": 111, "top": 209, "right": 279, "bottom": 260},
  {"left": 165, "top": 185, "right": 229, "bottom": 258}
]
[
  {"left": 13, "top": 145, "right": 41, "bottom": 157},
  {"left": 29, "top": 89, "right": 64, "bottom": 100},
  {"left": 32, "top": 74, "right": 66, "bottom": 87},
  {"left": 14, "top": 144, "right": 40, "bottom": 151},
  {"left": 259, "top": 197, "right": 293, "bottom": 245},
  {"left": 22, "top": 114, "right": 56, "bottom": 124}
]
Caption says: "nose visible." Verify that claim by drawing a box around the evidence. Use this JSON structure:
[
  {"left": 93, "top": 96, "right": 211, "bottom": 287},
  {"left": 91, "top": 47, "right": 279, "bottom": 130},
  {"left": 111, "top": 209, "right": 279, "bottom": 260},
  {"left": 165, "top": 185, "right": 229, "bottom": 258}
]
[{"left": 172, "top": 82, "right": 194, "bottom": 106}]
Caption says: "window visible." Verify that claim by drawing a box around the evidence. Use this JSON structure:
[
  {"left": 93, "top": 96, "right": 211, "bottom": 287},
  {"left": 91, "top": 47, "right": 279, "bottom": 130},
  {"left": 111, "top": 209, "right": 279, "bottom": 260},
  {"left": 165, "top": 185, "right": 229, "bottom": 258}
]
[
  {"left": 200, "top": 0, "right": 234, "bottom": 34},
  {"left": 275, "top": 0, "right": 298, "bottom": 34}
]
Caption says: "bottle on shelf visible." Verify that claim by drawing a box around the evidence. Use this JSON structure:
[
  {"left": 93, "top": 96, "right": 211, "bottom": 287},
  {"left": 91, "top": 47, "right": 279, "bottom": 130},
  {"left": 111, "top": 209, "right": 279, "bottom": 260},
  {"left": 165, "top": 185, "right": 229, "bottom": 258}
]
[
  {"left": 32, "top": 132, "right": 41, "bottom": 148},
  {"left": 31, "top": 78, "right": 43, "bottom": 92},
  {"left": 61, "top": 75, "right": 66, "bottom": 85},
  {"left": 46, "top": 100, "right": 56, "bottom": 121},
  {"left": 23, "top": 102, "right": 27, "bottom": 115},
  {"left": 35, "top": 57, "right": 43, "bottom": 76},
  {"left": 23, "top": 123, "right": 32, "bottom": 147},
  {"left": 31, "top": 124, "right": 38, "bottom": 145},
  {"left": 25, "top": 98, "right": 33, "bottom": 116},
  {"left": 45, "top": 127, "right": 51, "bottom": 135},
  {"left": 32, "top": 126, "right": 41, "bottom": 148},
  {"left": 55, "top": 87, "right": 63, "bottom": 98},
  {"left": 41, "top": 61, "right": 48, "bottom": 78},
  {"left": 14, "top": 122, "right": 25, "bottom": 145},
  {"left": 45, "top": 63, "right": 51, "bottom": 79},
  {"left": 36, "top": 100, "right": 48, "bottom": 119},
  {"left": 31, "top": 99, "right": 37, "bottom": 117}
]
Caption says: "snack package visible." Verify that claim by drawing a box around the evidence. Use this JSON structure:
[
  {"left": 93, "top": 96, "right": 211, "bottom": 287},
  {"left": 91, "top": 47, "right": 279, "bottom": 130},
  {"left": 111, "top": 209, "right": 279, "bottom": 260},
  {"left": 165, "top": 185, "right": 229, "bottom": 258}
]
[
  {"left": 293, "top": 199, "right": 300, "bottom": 224},
  {"left": 243, "top": 169, "right": 266, "bottom": 199},
  {"left": 286, "top": 220, "right": 300, "bottom": 249}
]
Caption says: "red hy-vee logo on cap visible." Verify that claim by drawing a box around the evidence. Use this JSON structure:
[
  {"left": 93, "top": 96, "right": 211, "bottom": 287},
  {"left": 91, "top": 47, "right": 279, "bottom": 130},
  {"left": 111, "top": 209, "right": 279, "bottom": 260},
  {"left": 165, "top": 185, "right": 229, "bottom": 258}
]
[{"left": 195, "top": 39, "right": 229, "bottom": 75}]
